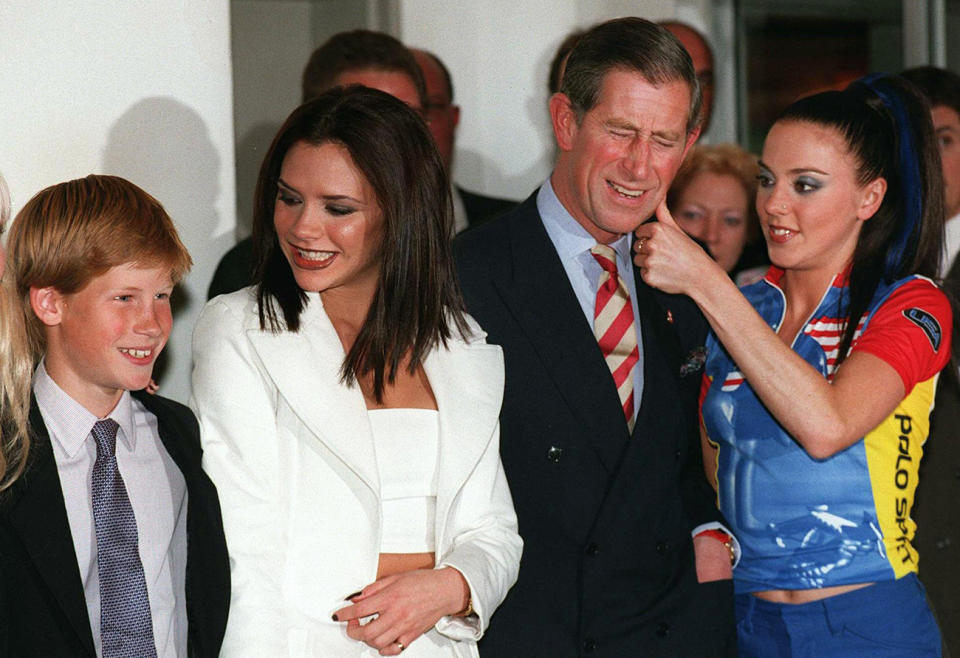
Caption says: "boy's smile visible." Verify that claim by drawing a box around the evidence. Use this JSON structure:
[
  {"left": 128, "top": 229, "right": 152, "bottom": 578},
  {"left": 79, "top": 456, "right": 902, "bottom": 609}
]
[{"left": 35, "top": 262, "right": 174, "bottom": 417}]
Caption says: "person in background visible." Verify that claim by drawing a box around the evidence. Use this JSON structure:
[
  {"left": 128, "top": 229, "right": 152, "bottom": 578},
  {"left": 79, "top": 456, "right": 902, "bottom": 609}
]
[
  {"left": 902, "top": 66, "right": 960, "bottom": 274},
  {"left": 668, "top": 143, "right": 767, "bottom": 285},
  {"left": 660, "top": 21, "right": 715, "bottom": 135},
  {"left": 636, "top": 74, "right": 949, "bottom": 656},
  {"left": 455, "top": 17, "right": 736, "bottom": 657},
  {"left": 411, "top": 48, "right": 516, "bottom": 234},
  {"left": 0, "top": 175, "right": 230, "bottom": 657},
  {"left": 901, "top": 64, "right": 960, "bottom": 657},
  {"left": 300, "top": 29, "right": 424, "bottom": 109},
  {"left": 192, "top": 86, "right": 521, "bottom": 657},
  {"left": 208, "top": 30, "right": 427, "bottom": 299},
  {"left": 0, "top": 172, "right": 32, "bottom": 493}
]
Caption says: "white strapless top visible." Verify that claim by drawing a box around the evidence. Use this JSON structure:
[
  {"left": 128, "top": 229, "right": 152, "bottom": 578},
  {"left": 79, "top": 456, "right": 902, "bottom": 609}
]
[{"left": 367, "top": 408, "right": 439, "bottom": 553}]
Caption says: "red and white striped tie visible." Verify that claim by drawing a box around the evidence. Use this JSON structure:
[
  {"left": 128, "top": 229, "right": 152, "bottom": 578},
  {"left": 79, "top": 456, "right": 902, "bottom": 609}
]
[{"left": 591, "top": 243, "right": 639, "bottom": 432}]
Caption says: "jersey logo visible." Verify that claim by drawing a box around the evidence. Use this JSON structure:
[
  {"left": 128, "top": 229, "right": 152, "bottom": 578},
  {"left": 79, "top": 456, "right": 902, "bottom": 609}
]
[{"left": 902, "top": 308, "right": 942, "bottom": 352}]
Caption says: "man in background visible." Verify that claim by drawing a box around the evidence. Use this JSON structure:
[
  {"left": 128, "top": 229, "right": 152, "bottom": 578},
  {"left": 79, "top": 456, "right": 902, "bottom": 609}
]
[{"left": 660, "top": 21, "right": 715, "bottom": 134}]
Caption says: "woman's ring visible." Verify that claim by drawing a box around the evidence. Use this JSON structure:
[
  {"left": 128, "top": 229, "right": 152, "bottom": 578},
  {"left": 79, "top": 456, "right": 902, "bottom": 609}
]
[
  {"left": 395, "top": 640, "right": 405, "bottom": 652},
  {"left": 637, "top": 237, "right": 647, "bottom": 253}
]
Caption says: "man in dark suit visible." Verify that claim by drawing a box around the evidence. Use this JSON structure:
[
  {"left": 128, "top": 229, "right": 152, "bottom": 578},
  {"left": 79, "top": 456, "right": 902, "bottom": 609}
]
[
  {"left": 455, "top": 18, "right": 735, "bottom": 657},
  {"left": 902, "top": 64, "right": 960, "bottom": 657},
  {"left": 411, "top": 48, "right": 516, "bottom": 232}
]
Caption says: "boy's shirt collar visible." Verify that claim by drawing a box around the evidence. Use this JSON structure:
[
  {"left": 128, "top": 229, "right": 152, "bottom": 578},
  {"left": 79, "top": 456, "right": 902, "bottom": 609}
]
[{"left": 33, "top": 360, "right": 138, "bottom": 458}]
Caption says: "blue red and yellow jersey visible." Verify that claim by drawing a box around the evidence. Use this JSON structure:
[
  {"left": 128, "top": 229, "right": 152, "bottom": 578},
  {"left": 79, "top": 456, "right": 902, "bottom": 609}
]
[{"left": 700, "top": 267, "right": 952, "bottom": 593}]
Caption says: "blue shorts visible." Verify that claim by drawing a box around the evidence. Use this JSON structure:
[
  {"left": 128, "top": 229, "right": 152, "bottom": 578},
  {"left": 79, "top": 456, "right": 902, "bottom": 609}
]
[{"left": 735, "top": 574, "right": 941, "bottom": 657}]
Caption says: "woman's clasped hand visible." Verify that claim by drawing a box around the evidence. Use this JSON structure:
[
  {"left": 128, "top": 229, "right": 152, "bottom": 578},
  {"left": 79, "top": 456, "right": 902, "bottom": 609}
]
[{"left": 333, "top": 568, "right": 470, "bottom": 656}]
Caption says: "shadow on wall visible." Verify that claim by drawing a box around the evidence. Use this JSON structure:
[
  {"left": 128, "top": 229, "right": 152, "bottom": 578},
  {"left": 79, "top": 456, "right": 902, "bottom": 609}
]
[
  {"left": 454, "top": 32, "right": 558, "bottom": 200},
  {"left": 235, "top": 121, "right": 282, "bottom": 239},
  {"left": 524, "top": 30, "right": 564, "bottom": 185},
  {"left": 101, "top": 97, "right": 226, "bottom": 395}
]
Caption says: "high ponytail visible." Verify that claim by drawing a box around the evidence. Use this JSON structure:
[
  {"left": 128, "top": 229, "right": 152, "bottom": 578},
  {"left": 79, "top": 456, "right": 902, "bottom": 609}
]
[{"left": 774, "top": 74, "right": 944, "bottom": 366}]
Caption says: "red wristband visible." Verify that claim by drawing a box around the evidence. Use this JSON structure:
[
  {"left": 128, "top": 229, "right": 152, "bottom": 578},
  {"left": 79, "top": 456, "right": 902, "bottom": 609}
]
[
  {"left": 695, "top": 529, "right": 735, "bottom": 565},
  {"left": 696, "top": 529, "right": 730, "bottom": 543}
]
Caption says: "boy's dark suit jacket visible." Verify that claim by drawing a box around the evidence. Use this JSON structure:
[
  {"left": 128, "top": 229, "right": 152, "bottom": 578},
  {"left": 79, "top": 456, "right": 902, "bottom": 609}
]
[
  {"left": 0, "top": 390, "right": 230, "bottom": 657},
  {"left": 454, "top": 193, "right": 735, "bottom": 657}
]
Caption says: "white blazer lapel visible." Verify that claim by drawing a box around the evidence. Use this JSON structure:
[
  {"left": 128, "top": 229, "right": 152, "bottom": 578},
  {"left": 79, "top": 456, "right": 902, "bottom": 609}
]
[
  {"left": 426, "top": 336, "right": 504, "bottom": 532},
  {"left": 246, "top": 298, "right": 380, "bottom": 492}
]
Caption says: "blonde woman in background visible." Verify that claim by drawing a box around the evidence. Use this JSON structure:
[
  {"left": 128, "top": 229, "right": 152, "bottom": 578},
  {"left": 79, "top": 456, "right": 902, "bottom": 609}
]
[
  {"left": 668, "top": 143, "right": 768, "bottom": 285},
  {"left": 0, "top": 173, "right": 32, "bottom": 491}
]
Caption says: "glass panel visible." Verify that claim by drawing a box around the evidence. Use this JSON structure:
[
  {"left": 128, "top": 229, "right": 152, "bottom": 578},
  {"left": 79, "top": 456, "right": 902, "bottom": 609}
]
[
  {"left": 947, "top": 0, "right": 960, "bottom": 71},
  {"left": 737, "top": 0, "right": 904, "bottom": 152}
]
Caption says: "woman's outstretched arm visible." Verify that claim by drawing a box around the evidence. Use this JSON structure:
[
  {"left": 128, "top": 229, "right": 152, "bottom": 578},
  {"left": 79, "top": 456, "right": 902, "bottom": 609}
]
[{"left": 635, "top": 201, "right": 925, "bottom": 460}]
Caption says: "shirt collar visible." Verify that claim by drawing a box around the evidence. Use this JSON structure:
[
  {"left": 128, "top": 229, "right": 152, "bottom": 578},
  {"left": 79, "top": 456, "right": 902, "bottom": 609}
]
[
  {"left": 33, "top": 360, "right": 138, "bottom": 458},
  {"left": 763, "top": 263, "right": 852, "bottom": 290},
  {"left": 451, "top": 185, "right": 469, "bottom": 235},
  {"left": 537, "top": 178, "right": 633, "bottom": 267},
  {"left": 944, "top": 212, "right": 960, "bottom": 272}
]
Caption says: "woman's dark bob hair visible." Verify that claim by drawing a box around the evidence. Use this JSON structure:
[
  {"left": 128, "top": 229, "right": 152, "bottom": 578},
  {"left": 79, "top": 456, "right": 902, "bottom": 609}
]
[
  {"left": 252, "top": 85, "right": 469, "bottom": 401},
  {"left": 773, "top": 74, "right": 944, "bottom": 366}
]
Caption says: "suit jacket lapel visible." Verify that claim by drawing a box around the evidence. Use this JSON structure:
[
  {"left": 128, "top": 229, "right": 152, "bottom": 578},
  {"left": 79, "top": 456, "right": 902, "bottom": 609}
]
[
  {"left": 134, "top": 390, "right": 189, "bottom": 472},
  {"left": 424, "top": 336, "right": 504, "bottom": 539},
  {"left": 7, "top": 400, "right": 96, "bottom": 656},
  {"left": 630, "top": 267, "right": 684, "bottom": 440},
  {"left": 247, "top": 298, "right": 380, "bottom": 492},
  {"left": 132, "top": 390, "right": 230, "bottom": 658},
  {"left": 492, "top": 198, "right": 629, "bottom": 470},
  {"left": 247, "top": 298, "right": 509, "bottom": 496}
]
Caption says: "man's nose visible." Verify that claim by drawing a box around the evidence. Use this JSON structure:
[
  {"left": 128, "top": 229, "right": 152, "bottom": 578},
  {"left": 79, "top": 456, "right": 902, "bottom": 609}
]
[{"left": 621, "top": 139, "right": 650, "bottom": 180}]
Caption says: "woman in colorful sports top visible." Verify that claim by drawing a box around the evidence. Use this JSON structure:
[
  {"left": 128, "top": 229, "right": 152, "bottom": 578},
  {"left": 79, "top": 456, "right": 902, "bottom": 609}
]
[{"left": 634, "top": 74, "right": 951, "bottom": 656}]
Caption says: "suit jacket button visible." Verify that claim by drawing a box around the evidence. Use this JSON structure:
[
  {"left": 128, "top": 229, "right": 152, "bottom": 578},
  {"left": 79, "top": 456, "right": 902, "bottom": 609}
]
[
  {"left": 583, "top": 638, "right": 598, "bottom": 652},
  {"left": 656, "top": 541, "right": 670, "bottom": 554},
  {"left": 657, "top": 622, "right": 670, "bottom": 637},
  {"left": 674, "top": 449, "right": 681, "bottom": 461},
  {"left": 585, "top": 542, "right": 600, "bottom": 556},
  {"left": 546, "top": 446, "right": 563, "bottom": 463}
]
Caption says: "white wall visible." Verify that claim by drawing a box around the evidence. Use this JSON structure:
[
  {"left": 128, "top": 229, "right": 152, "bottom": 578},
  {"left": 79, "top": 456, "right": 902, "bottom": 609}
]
[
  {"left": 0, "top": 1, "right": 236, "bottom": 404},
  {"left": 397, "top": 0, "right": 702, "bottom": 201}
]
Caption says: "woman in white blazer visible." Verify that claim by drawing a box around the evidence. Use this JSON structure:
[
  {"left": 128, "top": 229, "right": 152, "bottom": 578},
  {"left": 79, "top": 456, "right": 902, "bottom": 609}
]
[{"left": 191, "top": 87, "right": 521, "bottom": 657}]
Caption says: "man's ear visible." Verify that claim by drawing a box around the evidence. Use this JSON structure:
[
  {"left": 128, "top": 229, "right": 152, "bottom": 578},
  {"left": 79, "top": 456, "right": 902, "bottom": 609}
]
[
  {"left": 681, "top": 126, "right": 701, "bottom": 161},
  {"left": 549, "top": 92, "right": 579, "bottom": 152},
  {"left": 857, "top": 177, "right": 887, "bottom": 221},
  {"left": 30, "top": 286, "right": 65, "bottom": 327}
]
